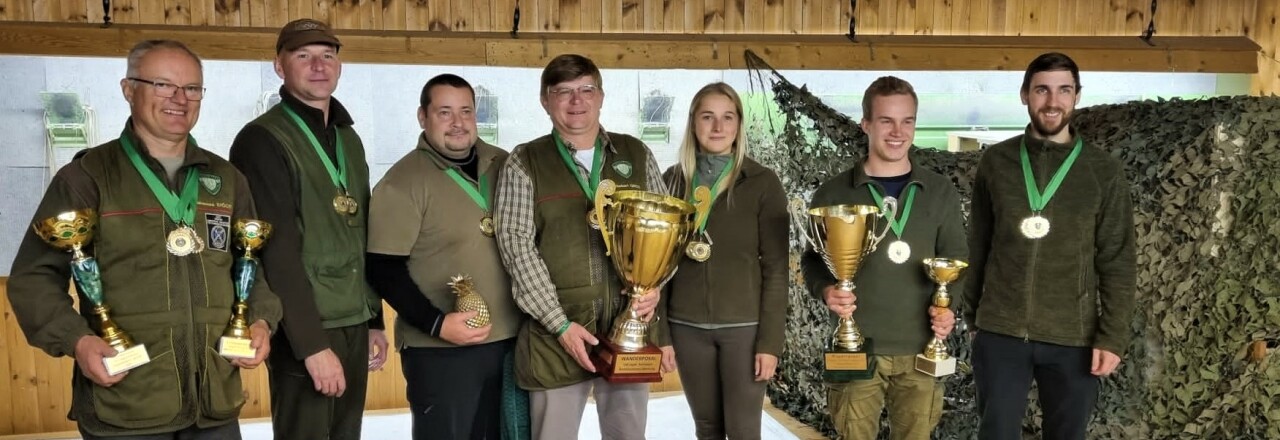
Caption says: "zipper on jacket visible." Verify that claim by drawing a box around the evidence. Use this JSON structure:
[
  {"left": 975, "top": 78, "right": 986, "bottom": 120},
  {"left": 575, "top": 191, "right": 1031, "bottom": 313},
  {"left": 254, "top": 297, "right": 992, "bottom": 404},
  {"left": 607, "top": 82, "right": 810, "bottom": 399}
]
[{"left": 1023, "top": 149, "right": 1044, "bottom": 342}]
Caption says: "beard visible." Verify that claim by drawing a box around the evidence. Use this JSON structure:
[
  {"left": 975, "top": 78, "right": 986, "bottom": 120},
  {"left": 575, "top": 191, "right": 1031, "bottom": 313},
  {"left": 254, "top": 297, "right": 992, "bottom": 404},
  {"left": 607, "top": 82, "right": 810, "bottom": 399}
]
[{"left": 1030, "top": 107, "right": 1072, "bottom": 139}]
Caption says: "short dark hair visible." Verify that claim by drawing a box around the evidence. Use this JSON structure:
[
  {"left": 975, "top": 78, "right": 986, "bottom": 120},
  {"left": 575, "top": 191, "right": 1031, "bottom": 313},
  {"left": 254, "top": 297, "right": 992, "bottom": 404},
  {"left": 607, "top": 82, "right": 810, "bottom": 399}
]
[
  {"left": 1021, "top": 52, "right": 1081, "bottom": 94},
  {"left": 540, "top": 54, "right": 602, "bottom": 98},
  {"left": 419, "top": 74, "right": 475, "bottom": 109},
  {"left": 861, "top": 76, "right": 918, "bottom": 120}
]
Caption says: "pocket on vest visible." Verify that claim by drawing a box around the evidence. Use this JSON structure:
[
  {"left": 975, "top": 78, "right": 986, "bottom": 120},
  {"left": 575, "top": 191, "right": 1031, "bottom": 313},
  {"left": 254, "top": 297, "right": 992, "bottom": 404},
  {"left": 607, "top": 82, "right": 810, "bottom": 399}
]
[
  {"left": 199, "top": 338, "right": 245, "bottom": 420},
  {"left": 302, "top": 252, "right": 365, "bottom": 320},
  {"left": 90, "top": 328, "right": 181, "bottom": 429},
  {"left": 515, "top": 301, "right": 599, "bottom": 389}
]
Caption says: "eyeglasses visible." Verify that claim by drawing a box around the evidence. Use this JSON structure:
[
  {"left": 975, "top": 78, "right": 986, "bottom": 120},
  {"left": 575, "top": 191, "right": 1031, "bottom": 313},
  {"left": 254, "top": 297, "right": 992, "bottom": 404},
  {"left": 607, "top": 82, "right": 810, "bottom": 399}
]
[
  {"left": 127, "top": 77, "right": 206, "bottom": 101},
  {"left": 547, "top": 84, "right": 600, "bottom": 102}
]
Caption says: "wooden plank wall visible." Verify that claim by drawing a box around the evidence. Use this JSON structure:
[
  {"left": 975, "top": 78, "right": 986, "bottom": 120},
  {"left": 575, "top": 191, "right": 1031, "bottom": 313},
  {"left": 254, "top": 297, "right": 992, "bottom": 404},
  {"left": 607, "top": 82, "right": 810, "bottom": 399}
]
[
  {"left": 0, "top": 276, "right": 681, "bottom": 435},
  {"left": 0, "top": 0, "right": 1261, "bottom": 38},
  {"left": 1252, "top": 0, "right": 1280, "bottom": 95}
]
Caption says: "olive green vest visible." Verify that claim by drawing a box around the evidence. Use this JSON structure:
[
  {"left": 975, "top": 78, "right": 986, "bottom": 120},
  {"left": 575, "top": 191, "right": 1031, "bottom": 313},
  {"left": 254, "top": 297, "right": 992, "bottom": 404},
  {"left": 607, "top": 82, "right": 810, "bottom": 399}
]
[
  {"left": 72, "top": 134, "right": 244, "bottom": 434},
  {"left": 248, "top": 105, "right": 378, "bottom": 329},
  {"left": 512, "top": 132, "right": 650, "bottom": 390}
]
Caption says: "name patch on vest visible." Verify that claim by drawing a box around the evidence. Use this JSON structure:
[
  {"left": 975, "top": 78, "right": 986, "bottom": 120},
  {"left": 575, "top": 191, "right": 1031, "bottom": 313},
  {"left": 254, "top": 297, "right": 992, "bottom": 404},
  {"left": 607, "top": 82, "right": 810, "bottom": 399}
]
[{"left": 205, "top": 213, "right": 231, "bottom": 252}]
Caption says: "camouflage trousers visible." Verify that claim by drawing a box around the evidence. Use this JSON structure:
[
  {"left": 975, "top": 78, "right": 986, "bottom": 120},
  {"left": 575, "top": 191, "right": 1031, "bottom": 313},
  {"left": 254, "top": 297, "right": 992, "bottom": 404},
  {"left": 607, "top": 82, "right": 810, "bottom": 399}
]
[{"left": 827, "top": 354, "right": 944, "bottom": 440}]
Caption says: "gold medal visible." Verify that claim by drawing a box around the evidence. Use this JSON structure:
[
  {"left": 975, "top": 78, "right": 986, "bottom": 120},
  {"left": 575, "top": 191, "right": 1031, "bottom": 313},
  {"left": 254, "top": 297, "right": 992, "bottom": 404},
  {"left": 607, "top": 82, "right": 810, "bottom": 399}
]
[
  {"left": 344, "top": 195, "right": 359, "bottom": 215},
  {"left": 887, "top": 240, "right": 911, "bottom": 264},
  {"left": 686, "top": 241, "right": 711, "bottom": 262},
  {"left": 479, "top": 215, "right": 495, "bottom": 237},
  {"left": 1020, "top": 215, "right": 1050, "bottom": 239},
  {"left": 166, "top": 226, "right": 204, "bottom": 256},
  {"left": 333, "top": 194, "right": 348, "bottom": 215}
]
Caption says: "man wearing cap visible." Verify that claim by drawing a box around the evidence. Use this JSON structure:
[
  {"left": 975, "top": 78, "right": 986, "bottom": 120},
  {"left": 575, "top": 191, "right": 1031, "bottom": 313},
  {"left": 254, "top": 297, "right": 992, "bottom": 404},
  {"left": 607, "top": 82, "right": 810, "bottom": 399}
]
[{"left": 229, "top": 19, "right": 387, "bottom": 440}]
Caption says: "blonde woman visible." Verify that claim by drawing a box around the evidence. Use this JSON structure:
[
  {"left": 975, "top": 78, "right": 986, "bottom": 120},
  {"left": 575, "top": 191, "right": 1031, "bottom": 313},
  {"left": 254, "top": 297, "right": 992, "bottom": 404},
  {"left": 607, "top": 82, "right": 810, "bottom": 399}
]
[{"left": 662, "top": 82, "right": 789, "bottom": 440}]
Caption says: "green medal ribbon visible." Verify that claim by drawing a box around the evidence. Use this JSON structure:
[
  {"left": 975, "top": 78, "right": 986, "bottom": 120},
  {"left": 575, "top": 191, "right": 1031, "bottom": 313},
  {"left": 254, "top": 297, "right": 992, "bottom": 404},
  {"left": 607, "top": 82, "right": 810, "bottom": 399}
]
[
  {"left": 444, "top": 168, "right": 490, "bottom": 213},
  {"left": 867, "top": 183, "right": 917, "bottom": 239},
  {"left": 552, "top": 130, "right": 605, "bottom": 199},
  {"left": 283, "top": 103, "right": 349, "bottom": 194},
  {"left": 119, "top": 131, "right": 200, "bottom": 227},
  {"left": 688, "top": 157, "right": 735, "bottom": 233},
  {"left": 1020, "top": 137, "right": 1083, "bottom": 214}
]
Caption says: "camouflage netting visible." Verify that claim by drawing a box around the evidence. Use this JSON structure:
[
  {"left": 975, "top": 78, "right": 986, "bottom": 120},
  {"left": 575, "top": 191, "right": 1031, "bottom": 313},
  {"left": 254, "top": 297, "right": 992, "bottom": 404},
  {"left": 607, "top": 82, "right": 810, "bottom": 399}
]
[{"left": 744, "top": 51, "right": 1280, "bottom": 439}]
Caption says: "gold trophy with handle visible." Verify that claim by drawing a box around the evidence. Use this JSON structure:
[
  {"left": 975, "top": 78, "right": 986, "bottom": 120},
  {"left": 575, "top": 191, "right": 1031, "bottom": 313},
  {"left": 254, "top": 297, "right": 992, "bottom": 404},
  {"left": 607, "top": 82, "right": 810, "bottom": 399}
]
[
  {"left": 34, "top": 210, "right": 151, "bottom": 376},
  {"left": 917, "top": 258, "right": 967, "bottom": 376},
  {"left": 589, "top": 179, "right": 710, "bottom": 382},
  {"left": 793, "top": 199, "right": 895, "bottom": 382},
  {"left": 219, "top": 219, "right": 272, "bottom": 359}
]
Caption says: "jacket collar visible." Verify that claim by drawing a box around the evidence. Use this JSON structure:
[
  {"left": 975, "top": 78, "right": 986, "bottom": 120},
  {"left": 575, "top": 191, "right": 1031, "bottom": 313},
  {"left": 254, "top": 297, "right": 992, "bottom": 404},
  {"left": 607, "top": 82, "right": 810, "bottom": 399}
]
[
  {"left": 415, "top": 134, "right": 501, "bottom": 177},
  {"left": 1021, "top": 125, "right": 1080, "bottom": 152},
  {"left": 121, "top": 118, "right": 212, "bottom": 171},
  {"left": 849, "top": 157, "right": 928, "bottom": 192},
  {"left": 277, "top": 85, "right": 355, "bottom": 130}
]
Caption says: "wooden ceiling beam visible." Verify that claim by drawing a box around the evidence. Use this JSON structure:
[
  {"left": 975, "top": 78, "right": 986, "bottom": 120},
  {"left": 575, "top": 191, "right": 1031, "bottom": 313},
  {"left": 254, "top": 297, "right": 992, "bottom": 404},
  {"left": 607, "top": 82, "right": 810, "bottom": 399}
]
[{"left": 0, "top": 22, "right": 1260, "bottom": 73}]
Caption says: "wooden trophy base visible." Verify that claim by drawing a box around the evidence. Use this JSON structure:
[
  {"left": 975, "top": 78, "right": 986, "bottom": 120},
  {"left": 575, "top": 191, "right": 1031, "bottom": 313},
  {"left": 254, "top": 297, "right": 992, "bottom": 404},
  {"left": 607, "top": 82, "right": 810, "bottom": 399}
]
[
  {"left": 104, "top": 344, "right": 151, "bottom": 376},
  {"left": 218, "top": 336, "right": 257, "bottom": 359},
  {"left": 914, "top": 353, "right": 957, "bottom": 377},
  {"left": 590, "top": 339, "right": 663, "bottom": 383},
  {"left": 824, "top": 338, "right": 876, "bottom": 383}
]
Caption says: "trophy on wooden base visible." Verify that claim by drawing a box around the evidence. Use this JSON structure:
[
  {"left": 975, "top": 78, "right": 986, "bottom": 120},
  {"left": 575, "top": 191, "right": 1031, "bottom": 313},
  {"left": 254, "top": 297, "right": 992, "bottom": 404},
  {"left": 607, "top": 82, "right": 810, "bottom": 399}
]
[
  {"left": 916, "top": 258, "right": 968, "bottom": 377},
  {"left": 589, "top": 180, "right": 710, "bottom": 383},
  {"left": 793, "top": 200, "right": 894, "bottom": 382},
  {"left": 219, "top": 219, "right": 272, "bottom": 359}
]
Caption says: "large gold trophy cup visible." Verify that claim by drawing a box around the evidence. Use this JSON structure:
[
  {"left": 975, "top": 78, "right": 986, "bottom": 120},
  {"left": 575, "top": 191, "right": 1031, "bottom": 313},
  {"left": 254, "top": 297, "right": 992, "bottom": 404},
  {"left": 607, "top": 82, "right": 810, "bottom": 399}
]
[
  {"left": 793, "top": 200, "right": 894, "bottom": 382},
  {"left": 590, "top": 180, "right": 710, "bottom": 383},
  {"left": 916, "top": 258, "right": 967, "bottom": 377},
  {"left": 219, "top": 219, "right": 272, "bottom": 359},
  {"left": 34, "top": 210, "right": 151, "bottom": 376}
]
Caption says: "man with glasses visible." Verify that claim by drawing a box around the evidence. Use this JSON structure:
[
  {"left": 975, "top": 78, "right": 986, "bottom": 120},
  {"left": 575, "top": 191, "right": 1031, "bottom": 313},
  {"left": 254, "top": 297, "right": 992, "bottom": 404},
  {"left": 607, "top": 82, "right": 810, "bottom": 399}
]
[
  {"left": 8, "top": 39, "right": 281, "bottom": 439},
  {"left": 494, "top": 53, "right": 670, "bottom": 439},
  {"left": 229, "top": 19, "right": 387, "bottom": 440}
]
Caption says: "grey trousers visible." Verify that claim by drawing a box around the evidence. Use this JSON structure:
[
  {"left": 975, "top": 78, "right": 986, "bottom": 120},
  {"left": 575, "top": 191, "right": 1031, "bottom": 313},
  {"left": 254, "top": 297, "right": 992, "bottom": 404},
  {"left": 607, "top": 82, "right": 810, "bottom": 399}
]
[
  {"left": 671, "top": 323, "right": 768, "bottom": 440},
  {"left": 529, "top": 376, "right": 649, "bottom": 440}
]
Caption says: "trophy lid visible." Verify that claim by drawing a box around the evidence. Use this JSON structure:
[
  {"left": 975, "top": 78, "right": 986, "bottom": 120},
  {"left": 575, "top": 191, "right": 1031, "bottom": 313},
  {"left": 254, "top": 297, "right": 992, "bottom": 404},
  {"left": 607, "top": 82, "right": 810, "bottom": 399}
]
[
  {"left": 233, "top": 219, "right": 273, "bottom": 251},
  {"left": 33, "top": 209, "right": 98, "bottom": 251}
]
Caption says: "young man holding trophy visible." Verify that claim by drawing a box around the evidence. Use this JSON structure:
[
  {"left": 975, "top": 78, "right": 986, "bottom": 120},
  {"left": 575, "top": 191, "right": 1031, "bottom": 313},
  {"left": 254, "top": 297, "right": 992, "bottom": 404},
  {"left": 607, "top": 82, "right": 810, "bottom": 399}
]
[
  {"left": 7, "top": 39, "right": 282, "bottom": 438},
  {"left": 495, "top": 54, "right": 671, "bottom": 439},
  {"left": 229, "top": 19, "right": 387, "bottom": 440},
  {"left": 800, "top": 76, "right": 967, "bottom": 440},
  {"left": 366, "top": 73, "right": 521, "bottom": 440},
  {"left": 965, "top": 52, "right": 1136, "bottom": 440}
]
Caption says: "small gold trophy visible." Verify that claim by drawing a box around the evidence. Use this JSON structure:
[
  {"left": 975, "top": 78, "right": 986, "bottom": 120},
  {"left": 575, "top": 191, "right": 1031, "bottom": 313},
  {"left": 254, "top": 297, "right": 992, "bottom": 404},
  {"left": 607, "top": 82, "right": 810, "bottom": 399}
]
[
  {"left": 916, "top": 258, "right": 968, "bottom": 377},
  {"left": 590, "top": 179, "right": 710, "bottom": 383},
  {"left": 34, "top": 210, "right": 151, "bottom": 376},
  {"left": 449, "top": 275, "right": 491, "bottom": 328},
  {"left": 219, "top": 219, "right": 272, "bottom": 359},
  {"left": 793, "top": 199, "right": 895, "bottom": 382}
]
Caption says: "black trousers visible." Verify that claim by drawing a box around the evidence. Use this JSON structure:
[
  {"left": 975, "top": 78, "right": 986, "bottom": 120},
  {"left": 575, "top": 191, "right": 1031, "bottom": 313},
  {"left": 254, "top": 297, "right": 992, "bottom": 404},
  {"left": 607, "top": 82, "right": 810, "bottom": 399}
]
[
  {"left": 972, "top": 330, "right": 1099, "bottom": 440},
  {"left": 78, "top": 421, "right": 241, "bottom": 440},
  {"left": 401, "top": 339, "right": 514, "bottom": 440},
  {"left": 267, "top": 323, "right": 370, "bottom": 440}
]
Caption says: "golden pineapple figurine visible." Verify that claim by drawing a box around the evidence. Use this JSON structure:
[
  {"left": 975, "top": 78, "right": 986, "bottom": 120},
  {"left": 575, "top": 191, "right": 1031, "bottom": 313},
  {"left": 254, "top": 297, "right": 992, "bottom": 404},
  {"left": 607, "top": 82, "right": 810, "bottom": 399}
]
[{"left": 449, "top": 274, "right": 490, "bottom": 328}]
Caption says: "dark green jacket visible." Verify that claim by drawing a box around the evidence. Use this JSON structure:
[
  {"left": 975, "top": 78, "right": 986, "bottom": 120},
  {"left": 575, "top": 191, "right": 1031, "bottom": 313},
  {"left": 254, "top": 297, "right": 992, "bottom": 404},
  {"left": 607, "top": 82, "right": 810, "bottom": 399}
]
[
  {"left": 6, "top": 124, "right": 282, "bottom": 436},
  {"left": 963, "top": 128, "right": 1137, "bottom": 355},
  {"left": 246, "top": 104, "right": 379, "bottom": 330},
  {"left": 510, "top": 132, "right": 656, "bottom": 390},
  {"left": 662, "top": 158, "right": 790, "bottom": 356},
  {"left": 801, "top": 158, "right": 967, "bottom": 356}
]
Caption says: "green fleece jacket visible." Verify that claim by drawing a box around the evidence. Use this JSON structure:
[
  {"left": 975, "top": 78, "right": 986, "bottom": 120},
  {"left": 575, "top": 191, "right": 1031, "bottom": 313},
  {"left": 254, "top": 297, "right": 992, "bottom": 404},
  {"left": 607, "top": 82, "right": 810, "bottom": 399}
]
[
  {"left": 963, "top": 127, "right": 1137, "bottom": 355},
  {"left": 802, "top": 159, "right": 968, "bottom": 356}
]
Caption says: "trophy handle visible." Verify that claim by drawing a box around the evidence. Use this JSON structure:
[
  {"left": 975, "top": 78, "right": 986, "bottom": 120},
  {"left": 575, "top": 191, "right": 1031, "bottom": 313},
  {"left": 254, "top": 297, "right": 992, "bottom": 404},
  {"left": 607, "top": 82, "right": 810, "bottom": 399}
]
[
  {"left": 789, "top": 198, "right": 816, "bottom": 251},
  {"left": 870, "top": 197, "right": 897, "bottom": 251},
  {"left": 691, "top": 185, "right": 713, "bottom": 234},
  {"left": 595, "top": 179, "right": 618, "bottom": 256}
]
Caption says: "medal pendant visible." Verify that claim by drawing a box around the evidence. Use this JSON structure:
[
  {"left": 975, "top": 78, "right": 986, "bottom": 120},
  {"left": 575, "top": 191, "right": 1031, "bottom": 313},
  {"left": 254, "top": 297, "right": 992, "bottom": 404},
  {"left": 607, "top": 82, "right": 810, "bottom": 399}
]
[
  {"left": 333, "top": 194, "right": 348, "bottom": 215},
  {"left": 479, "top": 216, "right": 496, "bottom": 237},
  {"left": 344, "top": 196, "right": 359, "bottom": 215},
  {"left": 686, "top": 241, "right": 712, "bottom": 262},
  {"left": 887, "top": 240, "right": 911, "bottom": 264},
  {"left": 1020, "top": 215, "right": 1051, "bottom": 239},
  {"left": 166, "top": 226, "right": 203, "bottom": 256}
]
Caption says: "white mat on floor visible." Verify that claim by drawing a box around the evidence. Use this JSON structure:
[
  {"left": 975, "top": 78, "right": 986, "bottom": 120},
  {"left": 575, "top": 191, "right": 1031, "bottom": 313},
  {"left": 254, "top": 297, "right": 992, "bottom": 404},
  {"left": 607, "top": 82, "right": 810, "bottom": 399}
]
[{"left": 234, "top": 395, "right": 802, "bottom": 439}]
